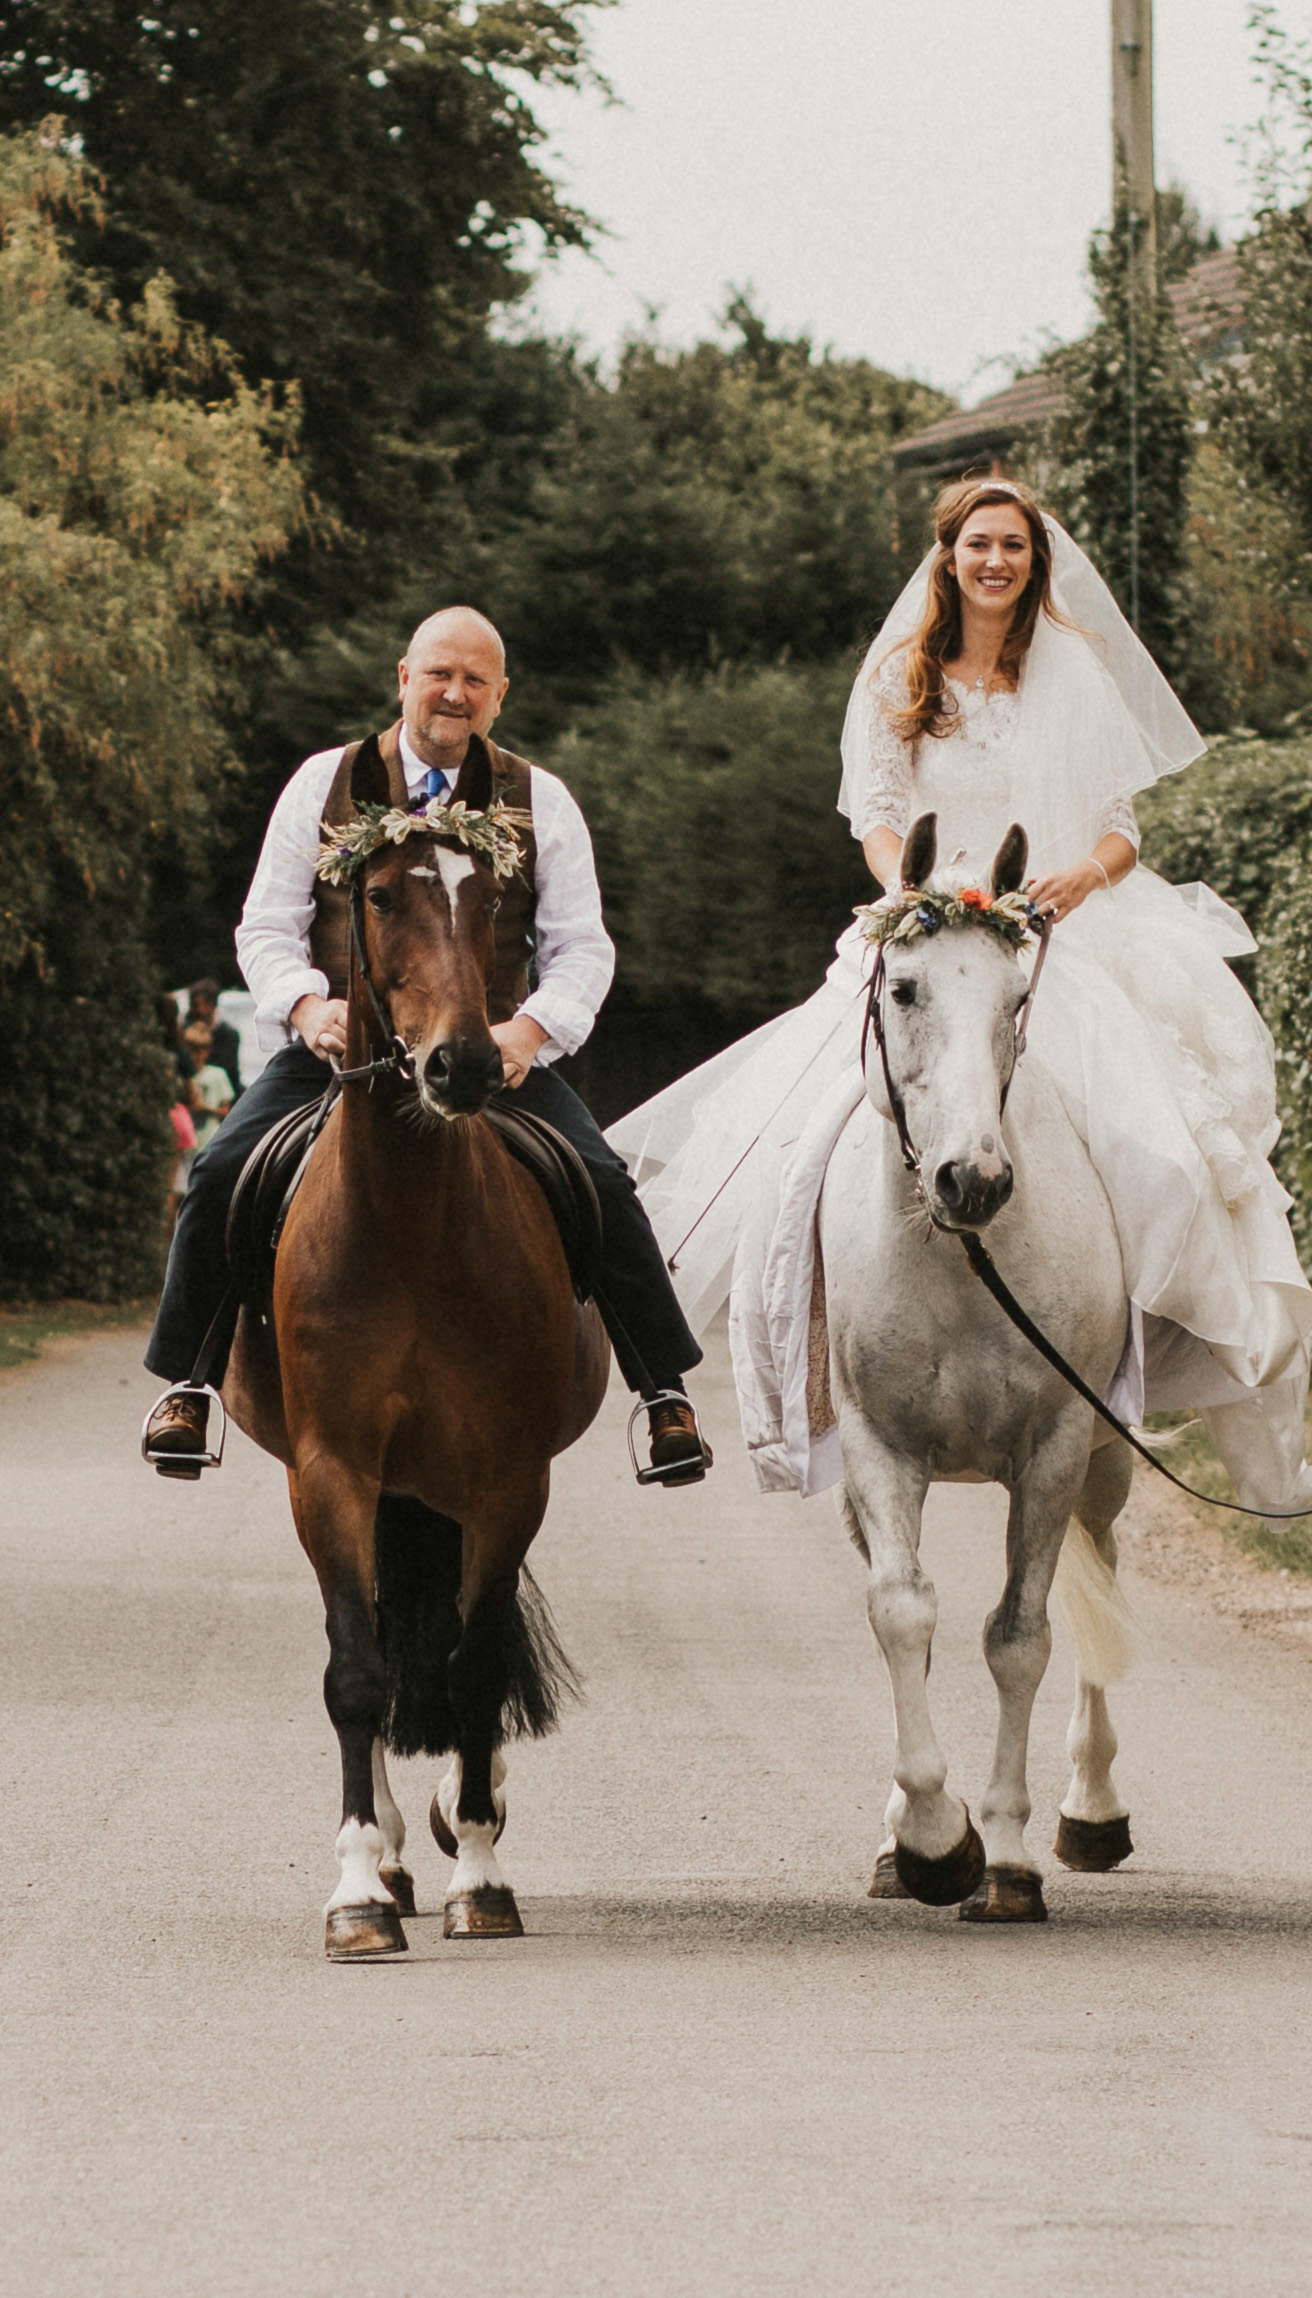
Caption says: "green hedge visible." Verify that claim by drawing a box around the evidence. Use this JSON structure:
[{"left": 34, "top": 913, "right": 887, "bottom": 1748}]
[
  {"left": 0, "top": 893, "right": 174, "bottom": 1302},
  {"left": 1139, "top": 730, "right": 1312, "bottom": 1253},
  {"left": 1258, "top": 855, "right": 1312, "bottom": 1260},
  {"left": 546, "top": 658, "right": 869, "bottom": 1026},
  {"left": 1136, "top": 730, "right": 1312, "bottom": 930}
]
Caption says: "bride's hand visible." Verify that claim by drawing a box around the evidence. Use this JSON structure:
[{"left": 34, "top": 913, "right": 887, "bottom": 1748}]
[
  {"left": 1024, "top": 864, "right": 1107, "bottom": 923},
  {"left": 1026, "top": 860, "right": 1105, "bottom": 924}
]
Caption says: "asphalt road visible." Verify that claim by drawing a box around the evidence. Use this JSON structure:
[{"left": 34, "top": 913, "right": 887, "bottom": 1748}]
[{"left": 4, "top": 1319, "right": 1312, "bottom": 2298}]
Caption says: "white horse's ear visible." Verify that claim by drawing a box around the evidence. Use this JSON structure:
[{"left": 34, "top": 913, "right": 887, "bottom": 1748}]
[
  {"left": 901, "top": 813, "right": 938, "bottom": 891},
  {"left": 991, "top": 823, "right": 1028, "bottom": 896}
]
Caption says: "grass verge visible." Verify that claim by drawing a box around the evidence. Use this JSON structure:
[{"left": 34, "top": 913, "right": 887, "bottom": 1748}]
[
  {"left": 0, "top": 1301, "right": 151, "bottom": 1376},
  {"left": 1141, "top": 1406, "right": 1312, "bottom": 1576}
]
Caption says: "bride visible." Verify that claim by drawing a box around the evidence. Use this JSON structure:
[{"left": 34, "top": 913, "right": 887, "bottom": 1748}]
[{"left": 609, "top": 477, "right": 1312, "bottom": 1514}]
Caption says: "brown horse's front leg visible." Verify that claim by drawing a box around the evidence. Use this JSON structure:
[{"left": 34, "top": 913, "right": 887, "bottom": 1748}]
[
  {"left": 438, "top": 1490, "right": 549, "bottom": 1940},
  {"left": 289, "top": 1464, "right": 409, "bottom": 1962}
]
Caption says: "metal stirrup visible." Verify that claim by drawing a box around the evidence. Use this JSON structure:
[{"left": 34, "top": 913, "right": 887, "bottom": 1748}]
[
  {"left": 140, "top": 1381, "right": 228, "bottom": 1473},
  {"left": 627, "top": 1390, "right": 711, "bottom": 1487}
]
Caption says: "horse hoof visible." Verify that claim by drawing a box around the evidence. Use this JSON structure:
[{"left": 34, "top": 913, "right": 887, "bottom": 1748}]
[
  {"left": 1054, "top": 1812, "right": 1134, "bottom": 1871},
  {"left": 380, "top": 1865, "right": 416, "bottom": 1916},
  {"left": 868, "top": 1851, "right": 912, "bottom": 1900},
  {"left": 429, "top": 1794, "right": 506, "bottom": 1860},
  {"left": 443, "top": 1887, "right": 524, "bottom": 1940},
  {"left": 894, "top": 1812, "right": 987, "bottom": 1907},
  {"left": 324, "top": 1902, "right": 409, "bottom": 1960},
  {"left": 959, "top": 1864, "right": 1049, "bottom": 1923}
]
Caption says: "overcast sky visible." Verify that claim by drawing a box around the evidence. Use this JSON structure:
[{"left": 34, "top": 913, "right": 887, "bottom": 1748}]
[{"left": 520, "top": 0, "right": 1312, "bottom": 404}]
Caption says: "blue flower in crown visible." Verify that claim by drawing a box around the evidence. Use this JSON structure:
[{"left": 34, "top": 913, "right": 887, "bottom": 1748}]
[
  {"left": 917, "top": 906, "right": 941, "bottom": 935},
  {"left": 1024, "top": 900, "right": 1045, "bottom": 930}
]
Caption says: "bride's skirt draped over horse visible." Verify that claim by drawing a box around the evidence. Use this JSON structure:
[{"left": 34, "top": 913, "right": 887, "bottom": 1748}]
[{"left": 609, "top": 865, "right": 1312, "bottom": 1513}]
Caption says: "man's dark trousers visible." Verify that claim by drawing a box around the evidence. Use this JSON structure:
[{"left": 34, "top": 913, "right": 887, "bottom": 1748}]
[{"left": 146, "top": 1043, "right": 701, "bottom": 1396}]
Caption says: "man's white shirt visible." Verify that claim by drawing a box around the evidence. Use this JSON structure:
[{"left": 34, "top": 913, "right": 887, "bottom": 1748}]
[{"left": 236, "top": 728, "right": 615, "bottom": 1060}]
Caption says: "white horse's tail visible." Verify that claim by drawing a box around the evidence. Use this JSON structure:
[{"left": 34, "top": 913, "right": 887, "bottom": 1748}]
[{"left": 1052, "top": 1519, "right": 1135, "bottom": 1687}]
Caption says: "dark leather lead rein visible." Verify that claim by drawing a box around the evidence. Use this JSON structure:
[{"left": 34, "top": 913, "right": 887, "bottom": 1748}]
[{"left": 863, "top": 919, "right": 1310, "bottom": 1524}]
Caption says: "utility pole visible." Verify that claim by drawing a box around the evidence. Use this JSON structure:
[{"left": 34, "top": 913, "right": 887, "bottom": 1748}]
[
  {"left": 1112, "top": 0, "right": 1155, "bottom": 630},
  {"left": 1111, "top": 0, "right": 1156, "bottom": 281}
]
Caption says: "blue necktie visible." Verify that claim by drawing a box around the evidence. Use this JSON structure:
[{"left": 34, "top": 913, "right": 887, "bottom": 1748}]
[{"left": 423, "top": 767, "right": 449, "bottom": 803}]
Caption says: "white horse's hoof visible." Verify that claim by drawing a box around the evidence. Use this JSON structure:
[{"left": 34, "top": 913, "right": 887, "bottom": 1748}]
[
  {"left": 1053, "top": 1812, "right": 1133, "bottom": 1871},
  {"left": 894, "top": 1812, "right": 986, "bottom": 1907},
  {"left": 868, "top": 1851, "right": 913, "bottom": 1900},
  {"left": 959, "top": 1865, "right": 1048, "bottom": 1923}
]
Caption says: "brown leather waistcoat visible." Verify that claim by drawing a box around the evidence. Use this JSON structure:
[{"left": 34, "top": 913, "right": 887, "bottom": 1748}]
[{"left": 307, "top": 721, "right": 538, "bottom": 1024}]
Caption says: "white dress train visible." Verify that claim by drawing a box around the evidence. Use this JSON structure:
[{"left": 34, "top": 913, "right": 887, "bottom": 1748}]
[{"left": 609, "top": 680, "right": 1312, "bottom": 1512}]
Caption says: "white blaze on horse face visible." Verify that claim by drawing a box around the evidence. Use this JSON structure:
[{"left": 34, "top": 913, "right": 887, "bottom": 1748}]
[{"left": 409, "top": 849, "right": 475, "bottom": 928}]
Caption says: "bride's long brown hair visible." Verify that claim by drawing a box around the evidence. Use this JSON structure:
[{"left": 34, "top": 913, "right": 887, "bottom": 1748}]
[{"left": 885, "top": 477, "right": 1058, "bottom": 744}]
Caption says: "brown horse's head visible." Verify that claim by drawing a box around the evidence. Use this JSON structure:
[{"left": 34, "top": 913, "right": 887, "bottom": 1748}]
[{"left": 352, "top": 741, "right": 505, "bottom": 1119}]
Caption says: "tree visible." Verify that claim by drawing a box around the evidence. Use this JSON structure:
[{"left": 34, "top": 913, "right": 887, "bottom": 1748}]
[
  {"left": 1207, "top": 9, "right": 1312, "bottom": 561},
  {"left": 0, "top": 3, "right": 607, "bottom": 538},
  {"left": 1041, "top": 198, "right": 1193, "bottom": 676},
  {"left": 548, "top": 658, "right": 868, "bottom": 1025},
  {"left": 1156, "top": 179, "right": 1223, "bottom": 282},
  {"left": 297, "top": 300, "right": 953, "bottom": 755},
  {"left": 0, "top": 127, "right": 302, "bottom": 1297}
]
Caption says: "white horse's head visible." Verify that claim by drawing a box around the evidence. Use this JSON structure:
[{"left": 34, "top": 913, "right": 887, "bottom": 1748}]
[{"left": 868, "top": 812, "right": 1032, "bottom": 1232}]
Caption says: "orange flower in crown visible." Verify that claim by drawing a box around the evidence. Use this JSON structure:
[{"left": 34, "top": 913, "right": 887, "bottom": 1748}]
[{"left": 958, "top": 888, "right": 992, "bottom": 911}]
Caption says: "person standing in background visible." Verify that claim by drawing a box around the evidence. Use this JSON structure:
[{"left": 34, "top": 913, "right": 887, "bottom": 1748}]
[
  {"left": 181, "top": 1020, "right": 233, "bottom": 1150},
  {"left": 186, "top": 979, "right": 243, "bottom": 1101}
]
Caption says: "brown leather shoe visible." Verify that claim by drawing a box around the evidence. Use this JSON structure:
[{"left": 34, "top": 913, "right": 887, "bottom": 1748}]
[
  {"left": 647, "top": 1398, "right": 712, "bottom": 1486},
  {"left": 144, "top": 1390, "right": 210, "bottom": 1480}
]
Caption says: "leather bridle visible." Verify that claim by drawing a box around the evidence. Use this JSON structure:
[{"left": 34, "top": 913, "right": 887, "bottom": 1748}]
[
  {"left": 860, "top": 911, "right": 1053, "bottom": 1197},
  {"left": 326, "top": 882, "right": 418, "bottom": 1089}
]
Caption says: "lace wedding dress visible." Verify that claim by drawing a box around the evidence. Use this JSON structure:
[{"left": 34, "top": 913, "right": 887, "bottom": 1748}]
[{"left": 610, "top": 661, "right": 1312, "bottom": 1511}]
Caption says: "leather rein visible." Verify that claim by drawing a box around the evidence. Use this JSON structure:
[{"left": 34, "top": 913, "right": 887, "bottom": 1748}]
[
  {"left": 861, "top": 913, "right": 1309, "bottom": 1523},
  {"left": 327, "top": 884, "right": 417, "bottom": 1089}
]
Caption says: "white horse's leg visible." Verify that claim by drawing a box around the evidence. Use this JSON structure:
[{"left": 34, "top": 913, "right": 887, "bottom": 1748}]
[
  {"left": 968, "top": 1425, "right": 1089, "bottom": 1921},
  {"left": 371, "top": 1739, "right": 416, "bottom": 1915},
  {"left": 1063, "top": 1682, "right": 1123, "bottom": 1822},
  {"left": 1054, "top": 1441, "right": 1136, "bottom": 1870},
  {"left": 839, "top": 1415, "right": 984, "bottom": 1906}
]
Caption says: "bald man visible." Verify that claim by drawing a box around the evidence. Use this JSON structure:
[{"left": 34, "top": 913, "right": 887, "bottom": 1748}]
[{"left": 143, "top": 607, "right": 708, "bottom": 1483}]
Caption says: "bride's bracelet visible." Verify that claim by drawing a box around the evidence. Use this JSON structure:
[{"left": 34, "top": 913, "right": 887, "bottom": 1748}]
[{"left": 1089, "top": 857, "right": 1111, "bottom": 893}]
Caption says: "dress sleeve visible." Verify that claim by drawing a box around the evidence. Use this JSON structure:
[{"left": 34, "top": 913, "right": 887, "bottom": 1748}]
[
  {"left": 852, "top": 655, "right": 916, "bottom": 841},
  {"left": 1097, "top": 793, "right": 1141, "bottom": 850}
]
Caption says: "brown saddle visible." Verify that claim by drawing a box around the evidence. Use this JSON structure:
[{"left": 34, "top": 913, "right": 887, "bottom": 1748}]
[{"left": 225, "top": 1089, "right": 602, "bottom": 1308}]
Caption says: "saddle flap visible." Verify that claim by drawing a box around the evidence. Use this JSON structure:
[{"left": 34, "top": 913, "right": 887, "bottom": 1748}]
[
  {"left": 226, "top": 1098, "right": 331, "bottom": 1302},
  {"left": 481, "top": 1100, "right": 603, "bottom": 1304}
]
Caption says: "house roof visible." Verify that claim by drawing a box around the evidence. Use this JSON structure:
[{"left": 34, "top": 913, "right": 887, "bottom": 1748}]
[{"left": 890, "top": 244, "right": 1246, "bottom": 474}]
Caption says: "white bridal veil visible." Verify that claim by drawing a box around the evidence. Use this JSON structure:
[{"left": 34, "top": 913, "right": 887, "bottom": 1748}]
[{"left": 838, "top": 508, "right": 1207, "bottom": 871}]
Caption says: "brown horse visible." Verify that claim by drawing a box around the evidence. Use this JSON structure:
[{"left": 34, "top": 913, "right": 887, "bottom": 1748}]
[{"left": 226, "top": 739, "right": 609, "bottom": 1959}]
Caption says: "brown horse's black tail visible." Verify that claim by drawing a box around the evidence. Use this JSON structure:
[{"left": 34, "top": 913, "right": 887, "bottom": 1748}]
[{"left": 374, "top": 1495, "right": 581, "bottom": 1757}]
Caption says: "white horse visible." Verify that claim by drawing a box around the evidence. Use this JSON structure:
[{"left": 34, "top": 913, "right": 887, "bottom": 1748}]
[{"left": 820, "top": 813, "right": 1136, "bottom": 1922}]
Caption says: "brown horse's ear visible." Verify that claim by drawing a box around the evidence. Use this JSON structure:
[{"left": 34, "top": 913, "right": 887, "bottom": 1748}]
[
  {"left": 349, "top": 734, "right": 390, "bottom": 810},
  {"left": 452, "top": 735, "right": 493, "bottom": 813},
  {"left": 991, "top": 823, "right": 1028, "bottom": 896},
  {"left": 900, "top": 812, "right": 938, "bottom": 890}
]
